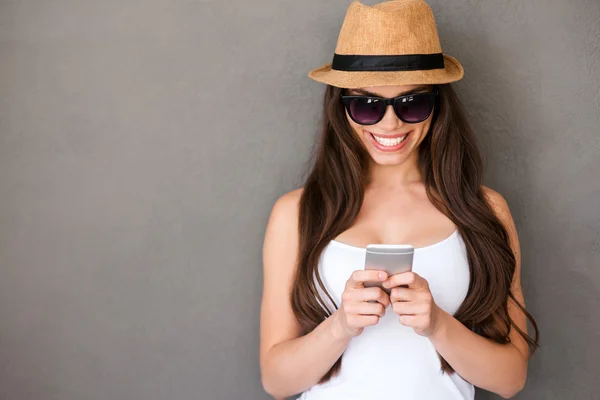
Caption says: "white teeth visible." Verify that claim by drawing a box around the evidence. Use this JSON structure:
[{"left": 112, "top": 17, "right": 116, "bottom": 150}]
[{"left": 371, "top": 132, "right": 407, "bottom": 146}]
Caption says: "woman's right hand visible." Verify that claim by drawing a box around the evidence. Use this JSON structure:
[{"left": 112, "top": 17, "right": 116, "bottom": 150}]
[{"left": 332, "top": 270, "right": 391, "bottom": 340}]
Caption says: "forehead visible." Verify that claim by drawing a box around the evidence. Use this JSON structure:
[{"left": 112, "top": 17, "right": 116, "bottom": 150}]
[{"left": 347, "top": 85, "right": 432, "bottom": 97}]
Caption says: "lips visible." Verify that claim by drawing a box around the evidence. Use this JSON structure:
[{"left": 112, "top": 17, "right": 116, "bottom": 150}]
[
  {"left": 366, "top": 130, "right": 412, "bottom": 152},
  {"left": 367, "top": 131, "right": 411, "bottom": 139}
]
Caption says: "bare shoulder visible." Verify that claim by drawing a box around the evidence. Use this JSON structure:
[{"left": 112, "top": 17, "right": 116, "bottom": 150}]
[
  {"left": 481, "top": 185, "right": 519, "bottom": 236},
  {"left": 481, "top": 185, "right": 510, "bottom": 217},
  {"left": 263, "top": 184, "right": 303, "bottom": 266},
  {"left": 263, "top": 187, "right": 305, "bottom": 271},
  {"left": 481, "top": 185, "right": 521, "bottom": 267},
  {"left": 271, "top": 187, "right": 304, "bottom": 215},
  {"left": 266, "top": 187, "right": 304, "bottom": 235}
]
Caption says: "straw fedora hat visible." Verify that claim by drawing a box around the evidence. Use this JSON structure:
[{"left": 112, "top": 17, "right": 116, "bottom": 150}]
[{"left": 308, "top": 0, "right": 464, "bottom": 88}]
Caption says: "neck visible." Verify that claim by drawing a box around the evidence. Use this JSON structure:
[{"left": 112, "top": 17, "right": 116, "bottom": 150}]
[{"left": 366, "top": 152, "right": 422, "bottom": 190}]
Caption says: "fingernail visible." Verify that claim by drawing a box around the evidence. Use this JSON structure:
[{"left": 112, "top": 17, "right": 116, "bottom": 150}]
[{"left": 378, "top": 272, "right": 386, "bottom": 280}]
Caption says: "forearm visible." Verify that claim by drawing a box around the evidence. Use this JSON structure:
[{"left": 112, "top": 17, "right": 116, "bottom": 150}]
[
  {"left": 261, "top": 311, "right": 350, "bottom": 399},
  {"left": 429, "top": 310, "right": 527, "bottom": 398}
]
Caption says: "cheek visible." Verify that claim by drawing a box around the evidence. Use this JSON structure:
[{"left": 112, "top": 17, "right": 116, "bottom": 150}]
[
  {"left": 346, "top": 116, "right": 370, "bottom": 144},
  {"left": 421, "top": 113, "right": 435, "bottom": 134},
  {"left": 417, "top": 121, "right": 433, "bottom": 144},
  {"left": 408, "top": 117, "right": 434, "bottom": 145}
]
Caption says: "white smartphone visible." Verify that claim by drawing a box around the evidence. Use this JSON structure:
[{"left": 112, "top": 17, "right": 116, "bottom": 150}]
[{"left": 364, "top": 244, "right": 414, "bottom": 294}]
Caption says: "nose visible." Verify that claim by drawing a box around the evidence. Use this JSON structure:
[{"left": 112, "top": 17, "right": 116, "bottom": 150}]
[{"left": 377, "top": 104, "right": 404, "bottom": 129}]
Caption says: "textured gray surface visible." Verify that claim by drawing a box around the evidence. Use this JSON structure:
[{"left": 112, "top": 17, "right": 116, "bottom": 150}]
[{"left": 0, "top": 0, "right": 598, "bottom": 399}]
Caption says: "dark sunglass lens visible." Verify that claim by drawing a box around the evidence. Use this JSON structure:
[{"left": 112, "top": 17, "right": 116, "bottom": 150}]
[
  {"left": 349, "top": 97, "right": 384, "bottom": 124},
  {"left": 395, "top": 94, "right": 434, "bottom": 123}
]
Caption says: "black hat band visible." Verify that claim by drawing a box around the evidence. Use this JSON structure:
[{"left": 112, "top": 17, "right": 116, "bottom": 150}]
[{"left": 331, "top": 53, "right": 445, "bottom": 72}]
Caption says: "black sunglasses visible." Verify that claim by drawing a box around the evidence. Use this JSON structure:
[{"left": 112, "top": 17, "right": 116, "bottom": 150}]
[{"left": 340, "top": 87, "right": 439, "bottom": 125}]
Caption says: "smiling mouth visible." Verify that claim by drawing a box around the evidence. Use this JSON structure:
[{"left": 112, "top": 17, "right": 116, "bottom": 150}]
[{"left": 367, "top": 131, "right": 411, "bottom": 148}]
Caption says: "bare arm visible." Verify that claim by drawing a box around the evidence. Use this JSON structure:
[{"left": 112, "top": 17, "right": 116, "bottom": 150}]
[
  {"left": 259, "top": 189, "right": 390, "bottom": 399},
  {"left": 259, "top": 189, "right": 349, "bottom": 399},
  {"left": 427, "top": 186, "right": 531, "bottom": 398},
  {"left": 261, "top": 312, "right": 352, "bottom": 399}
]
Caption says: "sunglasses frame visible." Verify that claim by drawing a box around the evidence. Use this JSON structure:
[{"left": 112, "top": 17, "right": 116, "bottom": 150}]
[{"left": 340, "top": 87, "right": 439, "bottom": 125}]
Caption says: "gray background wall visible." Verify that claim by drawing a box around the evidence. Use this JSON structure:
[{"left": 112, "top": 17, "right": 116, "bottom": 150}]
[{"left": 0, "top": 0, "right": 598, "bottom": 399}]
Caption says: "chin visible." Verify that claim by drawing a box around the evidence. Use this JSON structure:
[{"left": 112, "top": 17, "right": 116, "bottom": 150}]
[{"left": 369, "top": 153, "right": 410, "bottom": 166}]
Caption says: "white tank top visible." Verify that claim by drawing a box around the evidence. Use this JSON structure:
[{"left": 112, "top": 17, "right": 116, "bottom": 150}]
[{"left": 299, "top": 229, "right": 474, "bottom": 400}]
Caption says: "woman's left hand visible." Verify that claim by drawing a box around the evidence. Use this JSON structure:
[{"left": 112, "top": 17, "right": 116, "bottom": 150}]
[{"left": 382, "top": 271, "right": 445, "bottom": 338}]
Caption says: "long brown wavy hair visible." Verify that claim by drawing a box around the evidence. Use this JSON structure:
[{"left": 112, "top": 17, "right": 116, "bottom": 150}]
[{"left": 291, "top": 83, "right": 539, "bottom": 383}]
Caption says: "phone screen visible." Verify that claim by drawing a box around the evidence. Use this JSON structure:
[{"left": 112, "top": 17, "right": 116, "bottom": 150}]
[{"left": 363, "top": 247, "right": 414, "bottom": 293}]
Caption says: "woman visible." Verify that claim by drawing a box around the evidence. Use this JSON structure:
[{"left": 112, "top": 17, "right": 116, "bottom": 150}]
[{"left": 260, "top": 1, "right": 539, "bottom": 399}]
